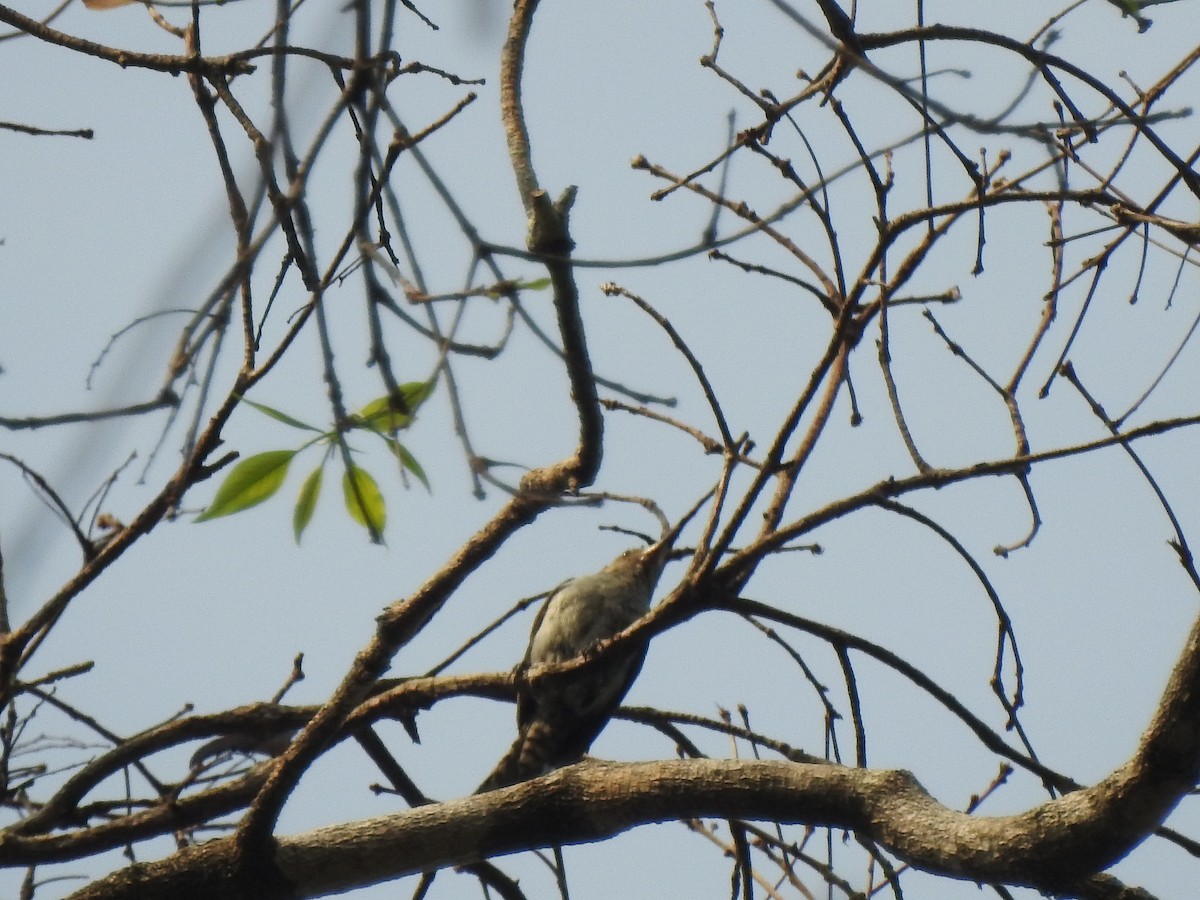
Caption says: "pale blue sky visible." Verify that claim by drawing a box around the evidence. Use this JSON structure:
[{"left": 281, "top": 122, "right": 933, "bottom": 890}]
[{"left": 2, "top": 1, "right": 1200, "bottom": 897}]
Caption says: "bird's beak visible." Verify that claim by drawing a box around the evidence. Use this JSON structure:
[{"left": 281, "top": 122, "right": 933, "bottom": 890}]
[{"left": 644, "top": 488, "right": 714, "bottom": 563}]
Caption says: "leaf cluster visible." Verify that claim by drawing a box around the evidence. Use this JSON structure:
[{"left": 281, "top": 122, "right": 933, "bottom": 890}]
[{"left": 195, "top": 382, "right": 434, "bottom": 542}]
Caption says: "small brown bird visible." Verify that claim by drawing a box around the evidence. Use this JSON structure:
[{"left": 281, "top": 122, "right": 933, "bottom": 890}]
[{"left": 476, "top": 500, "right": 703, "bottom": 793}]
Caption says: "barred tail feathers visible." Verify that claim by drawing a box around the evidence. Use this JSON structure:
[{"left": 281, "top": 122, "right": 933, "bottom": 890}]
[{"left": 474, "top": 719, "right": 563, "bottom": 793}]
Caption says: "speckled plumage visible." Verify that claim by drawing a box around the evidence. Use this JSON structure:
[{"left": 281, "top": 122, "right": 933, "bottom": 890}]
[{"left": 475, "top": 537, "right": 675, "bottom": 793}]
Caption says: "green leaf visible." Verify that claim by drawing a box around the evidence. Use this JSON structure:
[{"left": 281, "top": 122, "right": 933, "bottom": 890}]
[
  {"left": 351, "top": 381, "right": 434, "bottom": 433},
  {"left": 196, "top": 450, "right": 295, "bottom": 522},
  {"left": 343, "top": 465, "right": 386, "bottom": 539},
  {"left": 390, "top": 440, "right": 430, "bottom": 491},
  {"left": 241, "top": 398, "right": 324, "bottom": 433},
  {"left": 401, "top": 379, "right": 435, "bottom": 409},
  {"left": 293, "top": 465, "right": 324, "bottom": 543},
  {"left": 353, "top": 396, "right": 397, "bottom": 429},
  {"left": 518, "top": 277, "right": 552, "bottom": 291}
]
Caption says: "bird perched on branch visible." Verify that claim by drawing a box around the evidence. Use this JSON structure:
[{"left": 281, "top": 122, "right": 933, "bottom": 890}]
[{"left": 476, "top": 497, "right": 706, "bottom": 793}]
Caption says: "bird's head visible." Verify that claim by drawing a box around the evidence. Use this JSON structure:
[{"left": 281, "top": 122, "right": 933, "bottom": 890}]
[{"left": 603, "top": 489, "right": 712, "bottom": 588}]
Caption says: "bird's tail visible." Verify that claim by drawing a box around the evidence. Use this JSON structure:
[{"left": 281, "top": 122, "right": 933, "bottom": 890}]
[{"left": 474, "top": 720, "right": 562, "bottom": 793}]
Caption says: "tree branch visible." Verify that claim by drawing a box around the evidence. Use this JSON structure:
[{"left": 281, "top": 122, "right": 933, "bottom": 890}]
[{"left": 68, "top": 752, "right": 1173, "bottom": 900}]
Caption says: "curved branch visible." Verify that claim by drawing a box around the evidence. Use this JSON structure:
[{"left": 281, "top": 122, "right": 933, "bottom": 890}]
[
  {"left": 857, "top": 24, "right": 1200, "bottom": 201},
  {"left": 496, "top": 0, "right": 602, "bottom": 496},
  {"left": 69, "top": 753, "right": 1169, "bottom": 900},
  {"left": 0, "top": 4, "right": 253, "bottom": 76}
]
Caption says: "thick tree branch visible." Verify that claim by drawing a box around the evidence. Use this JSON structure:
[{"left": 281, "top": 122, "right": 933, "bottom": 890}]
[
  {"left": 69, "top": 597, "right": 1200, "bottom": 898},
  {"left": 67, "top": 754, "right": 1167, "bottom": 900}
]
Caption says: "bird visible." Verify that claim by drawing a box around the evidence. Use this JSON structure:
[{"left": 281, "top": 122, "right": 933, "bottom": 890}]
[{"left": 476, "top": 498, "right": 705, "bottom": 793}]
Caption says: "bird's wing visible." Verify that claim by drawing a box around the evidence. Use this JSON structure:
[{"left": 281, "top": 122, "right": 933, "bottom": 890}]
[
  {"left": 516, "top": 579, "right": 571, "bottom": 732},
  {"left": 476, "top": 648, "right": 649, "bottom": 794}
]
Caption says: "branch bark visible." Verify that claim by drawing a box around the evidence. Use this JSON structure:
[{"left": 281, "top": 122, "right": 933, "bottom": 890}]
[
  {"left": 71, "top": 603, "right": 1200, "bottom": 898},
  {"left": 64, "top": 750, "right": 1173, "bottom": 900}
]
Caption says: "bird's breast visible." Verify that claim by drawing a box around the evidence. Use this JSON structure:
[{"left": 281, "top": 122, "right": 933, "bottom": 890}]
[{"left": 527, "top": 571, "right": 650, "bottom": 664}]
